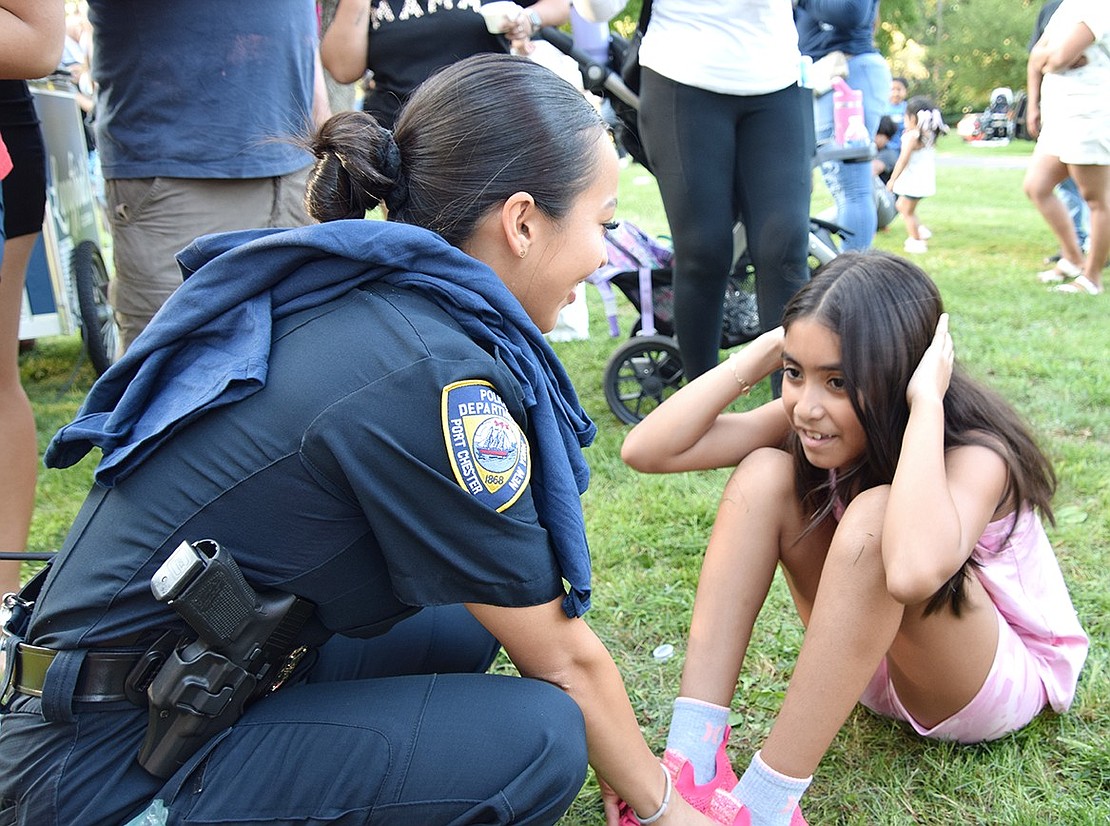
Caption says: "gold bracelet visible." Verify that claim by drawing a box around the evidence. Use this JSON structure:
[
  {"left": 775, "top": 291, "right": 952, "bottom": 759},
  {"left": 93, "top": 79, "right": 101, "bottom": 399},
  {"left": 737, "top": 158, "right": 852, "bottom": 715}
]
[{"left": 727, "top": 351, "right": 752, "bottom": 396}]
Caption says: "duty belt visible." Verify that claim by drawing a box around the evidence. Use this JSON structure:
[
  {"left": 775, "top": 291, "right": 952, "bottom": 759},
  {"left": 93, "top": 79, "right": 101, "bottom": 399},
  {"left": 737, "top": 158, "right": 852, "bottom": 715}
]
[{"left": 11, "top": 643, "right": 145, "bottom": 703}]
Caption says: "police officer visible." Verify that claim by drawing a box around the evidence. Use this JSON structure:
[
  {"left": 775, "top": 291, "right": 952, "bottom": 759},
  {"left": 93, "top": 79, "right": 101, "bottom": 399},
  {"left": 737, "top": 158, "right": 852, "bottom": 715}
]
[{"left": 0, "top": 55, "right": 713, "bottom": 826}]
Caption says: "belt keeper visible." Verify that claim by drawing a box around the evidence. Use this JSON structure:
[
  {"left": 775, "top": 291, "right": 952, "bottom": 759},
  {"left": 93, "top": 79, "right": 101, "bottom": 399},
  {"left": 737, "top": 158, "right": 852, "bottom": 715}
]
[{"left": 41, "top": 648, "right": 87, "bottom": 723}]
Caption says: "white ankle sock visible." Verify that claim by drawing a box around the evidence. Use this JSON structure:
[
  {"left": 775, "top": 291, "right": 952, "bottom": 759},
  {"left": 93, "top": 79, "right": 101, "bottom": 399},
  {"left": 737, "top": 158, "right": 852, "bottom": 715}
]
[
  {"left": 664, "top": 697, "right": 730, "bottom": 784},
  {"left": 732, "top": 750, "right": 812, "bottom": 826}
]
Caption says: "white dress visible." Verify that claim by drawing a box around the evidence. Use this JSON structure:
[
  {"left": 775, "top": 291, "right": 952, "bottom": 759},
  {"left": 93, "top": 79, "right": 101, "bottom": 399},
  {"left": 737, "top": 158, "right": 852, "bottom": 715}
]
[
  {"left": 1038, "top": 0, "right": 1110, "bottom": 164},
  {"left": 891, "top": 131, "right": 936, "bottom": 199}
]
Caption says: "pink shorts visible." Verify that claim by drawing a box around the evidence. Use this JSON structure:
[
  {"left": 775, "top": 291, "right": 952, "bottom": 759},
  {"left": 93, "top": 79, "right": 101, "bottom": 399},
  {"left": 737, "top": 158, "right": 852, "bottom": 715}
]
[{"left": 859, "top": 608, "right": 1048, "bottom": 743}]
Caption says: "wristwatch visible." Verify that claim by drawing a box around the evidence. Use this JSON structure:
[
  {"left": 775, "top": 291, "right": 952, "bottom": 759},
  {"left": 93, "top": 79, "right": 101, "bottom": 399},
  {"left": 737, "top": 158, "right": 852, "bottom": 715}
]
[{"left": 528, "top": 9, "right": 542, "bottom": 33}]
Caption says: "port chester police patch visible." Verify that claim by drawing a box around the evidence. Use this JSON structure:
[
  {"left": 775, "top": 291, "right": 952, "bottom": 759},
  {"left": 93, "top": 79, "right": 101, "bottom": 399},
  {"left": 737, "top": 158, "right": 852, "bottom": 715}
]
[{"left": 441, "top": 380, "right": 531, "bottom": 512}]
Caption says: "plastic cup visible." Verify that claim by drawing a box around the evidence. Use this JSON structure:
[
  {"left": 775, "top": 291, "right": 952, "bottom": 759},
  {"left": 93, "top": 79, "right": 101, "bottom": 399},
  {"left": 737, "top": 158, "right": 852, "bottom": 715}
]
[{"left": 479, "top": 1, "right": 523, "bottom": 33}]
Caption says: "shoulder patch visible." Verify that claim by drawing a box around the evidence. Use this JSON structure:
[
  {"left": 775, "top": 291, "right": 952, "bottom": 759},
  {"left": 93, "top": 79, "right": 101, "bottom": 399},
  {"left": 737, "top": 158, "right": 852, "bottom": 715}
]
[{"left": 441, "top": 380, "right": 531, "bottom": 512}]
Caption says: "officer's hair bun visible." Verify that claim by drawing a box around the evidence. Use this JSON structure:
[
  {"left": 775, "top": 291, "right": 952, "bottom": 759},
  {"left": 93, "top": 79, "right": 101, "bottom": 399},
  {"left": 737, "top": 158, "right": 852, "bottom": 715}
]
[{"left": 305, "top": 111, "right": 406, "bottom": 222}]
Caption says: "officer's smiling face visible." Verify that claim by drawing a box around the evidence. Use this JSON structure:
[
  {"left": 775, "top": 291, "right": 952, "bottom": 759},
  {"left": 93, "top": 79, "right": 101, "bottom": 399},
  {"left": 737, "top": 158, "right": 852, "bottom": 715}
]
[{"left": 518, "top": 135, "right": 619, "bottom": 332}]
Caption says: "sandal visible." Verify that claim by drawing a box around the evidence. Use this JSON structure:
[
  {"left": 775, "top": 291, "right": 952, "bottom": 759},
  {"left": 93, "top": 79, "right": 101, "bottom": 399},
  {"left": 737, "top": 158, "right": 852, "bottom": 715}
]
[
  {"left": 1053, "top": 275, "right": 1103, "bottom": 295},
  {"left": 1037, "top": 258, "right": 1082, "bottom": 283}
]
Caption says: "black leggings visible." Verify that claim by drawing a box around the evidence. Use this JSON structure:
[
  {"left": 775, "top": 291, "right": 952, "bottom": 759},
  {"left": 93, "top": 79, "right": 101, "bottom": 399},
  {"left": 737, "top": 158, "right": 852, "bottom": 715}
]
[{"left": 639, "top": 70, "right": 813, "bottom": 380}]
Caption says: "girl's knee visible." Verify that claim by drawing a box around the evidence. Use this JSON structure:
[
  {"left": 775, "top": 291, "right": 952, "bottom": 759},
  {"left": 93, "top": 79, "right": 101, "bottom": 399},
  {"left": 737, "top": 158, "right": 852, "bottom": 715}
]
[
  {"left": 837, "top": 485, "right": 889, "bottom": 529},
  {"left": 730, "top": 448, "right": 795, "bottom": 496},
  {"left": 842, "top": 484, "right": 889, "bottom": 514},
  {"left": 720, "top": 449, "right": 802, "bottom": 530},
  {"left": 827, "top": 485, "right": 890, "bottom": 563}
]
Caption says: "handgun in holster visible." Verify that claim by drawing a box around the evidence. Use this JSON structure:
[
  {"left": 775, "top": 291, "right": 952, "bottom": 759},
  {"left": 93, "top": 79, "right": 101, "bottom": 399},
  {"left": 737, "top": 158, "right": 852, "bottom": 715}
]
[{"left": 135, "top": 539, "right": 314, "bottom": 779}]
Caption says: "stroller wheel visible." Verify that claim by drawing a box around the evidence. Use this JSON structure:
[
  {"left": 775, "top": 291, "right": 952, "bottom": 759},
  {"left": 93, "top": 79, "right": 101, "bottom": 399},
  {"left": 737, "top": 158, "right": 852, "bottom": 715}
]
[{"left": 603, "top": 334, "right": 685, "bottom": 425}]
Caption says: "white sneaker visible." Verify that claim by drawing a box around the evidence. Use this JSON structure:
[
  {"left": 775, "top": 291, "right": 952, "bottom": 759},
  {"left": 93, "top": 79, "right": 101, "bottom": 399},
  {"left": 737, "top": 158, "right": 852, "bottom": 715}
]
[
  {"left": 918, "top": 226, "right": 933, "bottom": 240},
  {"left": 904, "top": 238, "right": 928, "bottom": 254}
]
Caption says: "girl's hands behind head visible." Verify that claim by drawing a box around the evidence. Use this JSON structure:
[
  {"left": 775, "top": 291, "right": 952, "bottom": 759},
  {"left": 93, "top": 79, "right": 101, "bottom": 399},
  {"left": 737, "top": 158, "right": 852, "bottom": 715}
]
[
  {"left": 751, "top": 325, "right": 786, "bottom": 374},
  {"left": 906, "top": 312, "right": 954, "bottom": 407}
]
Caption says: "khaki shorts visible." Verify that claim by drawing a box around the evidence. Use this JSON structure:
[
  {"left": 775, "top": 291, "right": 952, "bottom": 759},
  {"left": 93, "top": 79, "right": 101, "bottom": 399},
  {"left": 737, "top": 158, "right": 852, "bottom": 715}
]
[{"left": 106, "top": 169, "right": 312, "bottom": 355}]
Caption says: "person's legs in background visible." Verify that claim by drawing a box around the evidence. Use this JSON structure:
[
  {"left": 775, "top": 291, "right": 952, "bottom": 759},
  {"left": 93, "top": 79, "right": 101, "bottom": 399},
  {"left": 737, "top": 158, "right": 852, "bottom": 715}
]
[
  {"left": 896, "top": 196, "right": 926, "bottom": 252},
  {"left": 106, "top": 170, "right": 312, "bottom": 355},
  {"left": 1023, "top": 147, "right": 1084, "bottom": 280},
  {"left": 815, "top": 53, "right": 891, "bottom": 251},
  {"left": 0, "top": 233, "right": 40, "bottom": 598},
  {"left": 638, "top": 68, "right": 740, "bottom": 381},
  {"left": 734, "top": 83, "right": 812, "bottom": 384},
  {"left": 0, "top": 119, "right": 46, "bottom": 597},
  {"left": 1054, "top": 176, "right": 1090, "bottom": 256},
  {"left": 1056, "top": 162, "right": 1108, "bottom": 294}
]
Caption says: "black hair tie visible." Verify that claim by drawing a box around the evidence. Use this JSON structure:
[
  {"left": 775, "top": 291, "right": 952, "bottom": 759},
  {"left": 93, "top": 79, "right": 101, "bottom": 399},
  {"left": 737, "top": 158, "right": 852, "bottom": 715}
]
[{"left": 379, "top": 133, "right": 409, "bottom": 213}]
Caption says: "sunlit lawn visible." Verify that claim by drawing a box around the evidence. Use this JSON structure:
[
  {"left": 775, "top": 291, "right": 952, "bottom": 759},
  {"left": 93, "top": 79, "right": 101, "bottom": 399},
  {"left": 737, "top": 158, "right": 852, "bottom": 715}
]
[{"left": 18, "top": 135, "right": 1108, "bottom": 825}]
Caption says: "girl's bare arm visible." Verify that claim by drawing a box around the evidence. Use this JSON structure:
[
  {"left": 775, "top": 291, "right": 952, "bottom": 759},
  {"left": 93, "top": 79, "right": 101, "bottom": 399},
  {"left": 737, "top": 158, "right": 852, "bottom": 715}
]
[
  {"left": 882, "top": 315, "right": 1009, "bottom": 603},
  {"left": 621, "top": 328, "right": 791, "bottom": 474},
  {"left": 885, "top": 130, "right": 919, "bottom": 190},
  {"left": 467, "top": 599, "right": 714, "bottom": 826}
]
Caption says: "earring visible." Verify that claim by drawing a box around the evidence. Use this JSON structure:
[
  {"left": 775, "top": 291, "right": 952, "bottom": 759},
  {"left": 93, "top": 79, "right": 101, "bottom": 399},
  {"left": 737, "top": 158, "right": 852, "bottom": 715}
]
[{"left": 519, "top": 248, "right": 527, "bottom": 258}]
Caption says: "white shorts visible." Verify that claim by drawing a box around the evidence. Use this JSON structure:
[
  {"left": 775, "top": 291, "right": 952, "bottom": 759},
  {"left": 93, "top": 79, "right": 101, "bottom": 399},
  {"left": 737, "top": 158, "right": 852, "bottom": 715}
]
[
  {"left": 1038, "top": 82, "right": 1110, "bottom": 165},
  {"left": 859, "top": 608, "right": 1048, "bottom": 743}
]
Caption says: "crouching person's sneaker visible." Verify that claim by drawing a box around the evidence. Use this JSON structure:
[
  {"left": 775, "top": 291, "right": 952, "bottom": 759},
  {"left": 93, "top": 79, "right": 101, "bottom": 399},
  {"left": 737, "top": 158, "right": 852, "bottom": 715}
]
[{"left": 706, "top": 788, "right": 809, "bottom": 826}]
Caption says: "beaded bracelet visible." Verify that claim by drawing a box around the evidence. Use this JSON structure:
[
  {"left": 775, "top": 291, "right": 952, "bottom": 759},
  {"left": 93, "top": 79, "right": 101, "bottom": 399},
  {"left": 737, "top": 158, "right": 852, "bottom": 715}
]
[
  {"left": 727, "top": 351, "right": 753, "bottom": 396},
  {"left": 635, "top": 762, "right": 673, "bottom": 825}
]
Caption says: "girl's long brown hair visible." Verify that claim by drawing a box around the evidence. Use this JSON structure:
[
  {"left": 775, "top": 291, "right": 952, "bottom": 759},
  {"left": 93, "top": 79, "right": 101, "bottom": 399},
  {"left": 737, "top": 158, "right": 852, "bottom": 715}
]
[{"left": 783, "top": 252, "right": 1055, "bottom": 615}]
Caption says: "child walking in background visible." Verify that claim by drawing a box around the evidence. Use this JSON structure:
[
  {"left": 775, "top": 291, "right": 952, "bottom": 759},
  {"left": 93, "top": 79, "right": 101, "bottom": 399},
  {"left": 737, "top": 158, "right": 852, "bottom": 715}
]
[
  {"left": 620, "top": 252, "right": 1088, "bottom": 826},
  {"left": 887, "top": 96, "right": 947, "bottom": 253}
]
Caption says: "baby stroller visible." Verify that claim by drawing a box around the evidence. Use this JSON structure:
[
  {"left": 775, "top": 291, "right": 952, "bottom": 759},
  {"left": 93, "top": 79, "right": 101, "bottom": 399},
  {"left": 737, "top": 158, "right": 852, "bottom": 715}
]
[
  {"left": 589, "top": 217, "right": 843, "bottom": 424},
  {"left": 980, "top": 87, "right": 1015, "bottom": 141},
  {"left": 589, "top": 222, "right": 763, "bottom": 424},
  {"left": 539, "top": 28, "right": 849, "bottom": 424}
]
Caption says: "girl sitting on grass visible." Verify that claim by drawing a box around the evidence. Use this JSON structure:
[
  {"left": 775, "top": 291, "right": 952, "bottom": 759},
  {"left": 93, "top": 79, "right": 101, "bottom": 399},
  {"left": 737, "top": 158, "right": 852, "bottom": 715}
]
[
  {"left": 887, "top": 96, "right": 947, "bottom": 254},
  {"left": 620, "top": 251, "right": 1088, "bottom": 826}
]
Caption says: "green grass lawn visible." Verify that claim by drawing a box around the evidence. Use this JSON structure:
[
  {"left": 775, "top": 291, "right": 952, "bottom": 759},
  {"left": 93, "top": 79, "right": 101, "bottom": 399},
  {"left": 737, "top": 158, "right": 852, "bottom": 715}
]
[{"left": 17, "top": 135, "right": 1108, "bottom": 824}]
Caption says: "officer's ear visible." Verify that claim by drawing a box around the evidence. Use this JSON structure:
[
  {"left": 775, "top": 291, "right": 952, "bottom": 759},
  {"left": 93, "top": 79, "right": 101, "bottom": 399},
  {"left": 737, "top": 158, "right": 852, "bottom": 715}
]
[{"left": 499, "top": 191, "right": 539, "bottom": 259}]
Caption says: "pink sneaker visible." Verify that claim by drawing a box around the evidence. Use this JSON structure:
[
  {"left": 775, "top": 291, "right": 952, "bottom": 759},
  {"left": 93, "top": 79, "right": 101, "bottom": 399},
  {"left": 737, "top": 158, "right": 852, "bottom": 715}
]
[
  {"left": 617, "top": 800, "right": 641, "bottom": 826},
  {"left": 706, "top": 787, "right": 809, "bottom": 826},
  {"left": 617, "top": 727, "right": 738, "bottom": 824},
  {"left": 661, "top": 729, "right": 739, "bottom": 813}
]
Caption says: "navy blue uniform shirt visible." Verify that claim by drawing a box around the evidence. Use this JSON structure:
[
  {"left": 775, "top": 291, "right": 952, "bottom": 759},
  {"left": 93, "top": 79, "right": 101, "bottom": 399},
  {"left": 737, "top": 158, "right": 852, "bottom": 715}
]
[{"left": 29, "top": 285, "right": 565, "bottom": 649}]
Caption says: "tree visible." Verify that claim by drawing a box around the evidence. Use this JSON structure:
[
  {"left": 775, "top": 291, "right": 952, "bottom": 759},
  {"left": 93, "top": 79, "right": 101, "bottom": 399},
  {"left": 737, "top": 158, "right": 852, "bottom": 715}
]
[{"left": 888, "top": 0, "right": 1040, "bottom": 114}]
